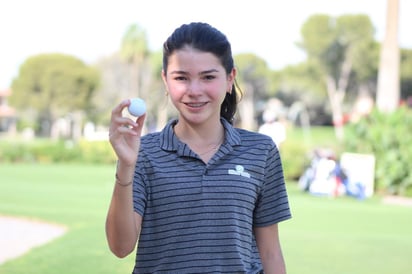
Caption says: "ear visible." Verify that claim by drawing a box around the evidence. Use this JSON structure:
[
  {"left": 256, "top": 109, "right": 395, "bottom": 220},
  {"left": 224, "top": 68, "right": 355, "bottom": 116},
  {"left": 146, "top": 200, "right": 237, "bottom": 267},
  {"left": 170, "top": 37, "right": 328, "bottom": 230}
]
[
  {"left": 161, "top": 69, "right": 169, "bottom": 88},
  {"left": 227, "top": 67, "right": 237, "bottom": 93}
]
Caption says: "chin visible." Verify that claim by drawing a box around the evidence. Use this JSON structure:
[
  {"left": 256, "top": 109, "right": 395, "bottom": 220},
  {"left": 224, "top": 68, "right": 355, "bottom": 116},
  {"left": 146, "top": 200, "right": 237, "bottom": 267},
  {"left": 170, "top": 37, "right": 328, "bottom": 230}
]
[{"left": 181, "top": 113, "right": 211, "bottom": 125}]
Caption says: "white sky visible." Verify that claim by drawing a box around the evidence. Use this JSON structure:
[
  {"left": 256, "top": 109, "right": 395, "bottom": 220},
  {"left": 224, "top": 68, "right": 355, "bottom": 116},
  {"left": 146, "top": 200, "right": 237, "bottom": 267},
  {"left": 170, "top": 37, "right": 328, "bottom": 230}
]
[{"left": 1, "top": 0, "right": 411, "bottom": 88}]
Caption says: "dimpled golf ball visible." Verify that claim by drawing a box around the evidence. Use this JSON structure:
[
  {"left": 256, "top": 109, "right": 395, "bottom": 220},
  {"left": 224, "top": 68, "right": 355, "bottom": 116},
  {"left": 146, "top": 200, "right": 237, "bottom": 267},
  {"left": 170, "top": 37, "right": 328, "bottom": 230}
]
[{"left": 128, "top": 98, "right": 146, "bottom": 117}]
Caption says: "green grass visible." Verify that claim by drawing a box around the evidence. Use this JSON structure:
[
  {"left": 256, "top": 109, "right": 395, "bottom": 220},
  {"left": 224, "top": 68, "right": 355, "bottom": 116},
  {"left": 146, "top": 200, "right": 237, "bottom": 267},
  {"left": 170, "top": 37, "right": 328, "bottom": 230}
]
[
  {"left": 0, "top": 164, "right": 411, "bottom": 274},
  {"left": 0, "top": 163, "right": 133, "bottom": 274},
  {"left": 282, "top": 184, "right": 412, "bottom": 274}
]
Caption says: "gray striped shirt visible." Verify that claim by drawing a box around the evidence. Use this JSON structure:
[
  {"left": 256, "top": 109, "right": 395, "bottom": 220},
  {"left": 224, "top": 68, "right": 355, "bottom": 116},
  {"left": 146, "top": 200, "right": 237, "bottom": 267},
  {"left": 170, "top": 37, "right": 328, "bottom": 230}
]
[{"left": 132, "top": 119, "right": 291, "bottom": 273}]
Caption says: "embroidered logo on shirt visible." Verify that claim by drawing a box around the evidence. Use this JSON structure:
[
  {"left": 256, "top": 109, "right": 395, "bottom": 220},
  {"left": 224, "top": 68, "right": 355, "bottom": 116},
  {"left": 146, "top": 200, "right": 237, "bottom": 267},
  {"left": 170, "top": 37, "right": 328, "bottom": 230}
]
[{"left": 228, "top": 165, "right": 250, "bottom": 178}]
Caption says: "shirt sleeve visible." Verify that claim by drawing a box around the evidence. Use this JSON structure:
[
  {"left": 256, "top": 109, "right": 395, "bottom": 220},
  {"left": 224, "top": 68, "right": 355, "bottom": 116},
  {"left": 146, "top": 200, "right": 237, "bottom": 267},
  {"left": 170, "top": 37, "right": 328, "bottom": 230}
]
[
  {"left": 133, "top": 152, "right": 148, "bottom": 217},
  {"left": 253, "top": 143, "right": 291, "bottom": 227}
]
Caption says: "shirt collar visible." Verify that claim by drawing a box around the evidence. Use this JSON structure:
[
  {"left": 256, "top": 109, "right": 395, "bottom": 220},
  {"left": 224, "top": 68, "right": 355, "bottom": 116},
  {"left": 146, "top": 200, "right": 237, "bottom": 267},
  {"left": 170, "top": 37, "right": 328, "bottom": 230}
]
[{"left": 159, "top": 118, "right": 241, "bottom": 153}]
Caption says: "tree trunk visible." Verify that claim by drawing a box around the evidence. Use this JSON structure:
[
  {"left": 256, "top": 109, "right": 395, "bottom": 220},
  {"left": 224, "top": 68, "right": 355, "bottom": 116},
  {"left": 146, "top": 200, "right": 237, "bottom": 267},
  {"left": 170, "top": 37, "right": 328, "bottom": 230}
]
[
  {"left": 129, "top": 63, "right": 140, "bottom": 98},
  {"left": 376, "top": 0, "right": 400, "bottom": 113},
  {"left": 325, "top": 56, "right": 352, "bottom": 142},
  {"left": 325, "top": 76, "right": 344, "bottom": 141}
]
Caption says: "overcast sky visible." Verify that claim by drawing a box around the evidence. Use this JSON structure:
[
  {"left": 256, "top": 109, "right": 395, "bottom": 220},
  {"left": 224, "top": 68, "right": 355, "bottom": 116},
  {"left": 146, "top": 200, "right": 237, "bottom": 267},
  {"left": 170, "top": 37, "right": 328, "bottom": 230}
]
[{"left": 1, "top": 0, "right": 411, "bottom": 88}]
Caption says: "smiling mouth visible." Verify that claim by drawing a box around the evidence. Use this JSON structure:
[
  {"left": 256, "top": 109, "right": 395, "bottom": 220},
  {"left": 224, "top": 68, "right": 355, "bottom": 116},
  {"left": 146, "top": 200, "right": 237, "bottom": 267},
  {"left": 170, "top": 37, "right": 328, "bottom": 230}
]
[{"left": 185, "top": 102, "right": 208, "bottom": 108}]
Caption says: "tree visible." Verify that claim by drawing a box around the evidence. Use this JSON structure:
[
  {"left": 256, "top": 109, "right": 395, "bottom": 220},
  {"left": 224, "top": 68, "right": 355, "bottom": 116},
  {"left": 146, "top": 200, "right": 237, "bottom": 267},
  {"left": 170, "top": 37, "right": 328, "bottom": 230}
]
[
  {"left": 93, "top": 53, "right": 131, "bottom": 125},
  {"left": 234, "top": 53, "right": 271, "bottom": 130},
  {"left": 10, "top": 53, "right": 99, "bottom": 138},
  {"left": 298, "top": 14, "right": 376, "bottom": 140},
  {"left": 270, "top": 62, "right": 331, "bottom": 126},
  {"left": 120, "top": 24, "right": 150, "bottom": 99},
  {"left": 376, "top": 0, "right": 400, "bottom": 112},
  {"left": 400, "top": 48, "right": 412, "bottom": 101}
]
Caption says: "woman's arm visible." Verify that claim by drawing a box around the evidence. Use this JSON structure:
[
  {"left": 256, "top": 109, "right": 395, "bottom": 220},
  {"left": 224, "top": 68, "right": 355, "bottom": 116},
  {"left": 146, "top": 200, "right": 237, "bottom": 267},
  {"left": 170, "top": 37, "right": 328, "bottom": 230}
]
[
  {"left": 105, "top": 162, "right": 142, "bottom": 258},
  {"left": 254, "top": 223, "right": 286, "bottom": 274},
  {"left": 105, "top": 100, "right": 145, "bottom": 258}
]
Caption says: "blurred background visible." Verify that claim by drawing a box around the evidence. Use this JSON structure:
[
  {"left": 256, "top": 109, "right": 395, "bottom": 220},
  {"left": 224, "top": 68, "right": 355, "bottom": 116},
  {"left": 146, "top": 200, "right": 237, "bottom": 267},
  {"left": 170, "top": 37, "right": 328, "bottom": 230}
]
[{"left": 0, "top": 0, "right": 411, "bottom": 273}]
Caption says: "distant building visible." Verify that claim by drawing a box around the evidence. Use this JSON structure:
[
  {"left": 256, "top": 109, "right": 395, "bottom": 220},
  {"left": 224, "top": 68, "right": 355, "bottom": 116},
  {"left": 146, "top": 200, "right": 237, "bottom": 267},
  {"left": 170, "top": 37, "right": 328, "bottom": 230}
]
[{"left": 0, "top": 88, "right": 16, "bottom": 134}]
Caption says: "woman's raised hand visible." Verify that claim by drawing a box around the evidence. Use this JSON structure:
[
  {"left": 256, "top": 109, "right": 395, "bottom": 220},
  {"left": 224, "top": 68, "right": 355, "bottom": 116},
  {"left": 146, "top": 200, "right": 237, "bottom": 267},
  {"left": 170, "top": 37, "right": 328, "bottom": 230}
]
[{"left": 109, "top": 99, "right": 146, "bottom": 167}]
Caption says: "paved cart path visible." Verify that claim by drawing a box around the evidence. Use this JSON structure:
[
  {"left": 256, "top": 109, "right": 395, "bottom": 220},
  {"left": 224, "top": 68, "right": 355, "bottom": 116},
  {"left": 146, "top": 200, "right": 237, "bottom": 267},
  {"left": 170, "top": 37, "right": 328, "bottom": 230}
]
[{"left": 0, "top": 215, "right": 67, "bottom": 265}]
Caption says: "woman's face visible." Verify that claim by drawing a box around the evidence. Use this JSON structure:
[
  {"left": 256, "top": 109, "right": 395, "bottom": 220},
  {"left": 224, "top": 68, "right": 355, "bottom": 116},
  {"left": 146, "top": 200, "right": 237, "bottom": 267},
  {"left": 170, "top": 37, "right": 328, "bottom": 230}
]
[{"left": 162, "top": 46, "right": 235, "bottom": 126}]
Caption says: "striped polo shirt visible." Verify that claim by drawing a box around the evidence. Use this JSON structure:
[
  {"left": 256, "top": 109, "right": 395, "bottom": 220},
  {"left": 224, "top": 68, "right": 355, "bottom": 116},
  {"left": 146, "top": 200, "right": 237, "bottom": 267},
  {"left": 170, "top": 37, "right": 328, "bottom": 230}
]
[{"left": 132, "top": 119, "right": 291, "bottom": 273}]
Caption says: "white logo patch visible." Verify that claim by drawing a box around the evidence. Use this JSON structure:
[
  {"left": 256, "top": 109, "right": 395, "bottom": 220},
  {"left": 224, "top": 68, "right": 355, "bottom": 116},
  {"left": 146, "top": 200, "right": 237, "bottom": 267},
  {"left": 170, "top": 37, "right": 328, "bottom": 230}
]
[{"left": 228, "top": 165, "right": 250, "bottom": 178}]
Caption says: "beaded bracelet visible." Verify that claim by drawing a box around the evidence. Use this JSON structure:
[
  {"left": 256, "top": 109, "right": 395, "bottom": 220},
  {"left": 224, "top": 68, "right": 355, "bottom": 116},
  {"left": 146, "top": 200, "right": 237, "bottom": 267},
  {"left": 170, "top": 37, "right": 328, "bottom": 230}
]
[{"left": 115, "top": 173, "right": 133, "bottom": 187}]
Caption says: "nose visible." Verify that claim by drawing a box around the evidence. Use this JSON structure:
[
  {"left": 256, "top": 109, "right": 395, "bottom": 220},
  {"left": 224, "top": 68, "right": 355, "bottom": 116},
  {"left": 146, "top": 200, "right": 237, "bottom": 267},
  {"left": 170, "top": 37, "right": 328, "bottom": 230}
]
[{"left": 188, "top": 80, "right": 202, "bottom": 95}]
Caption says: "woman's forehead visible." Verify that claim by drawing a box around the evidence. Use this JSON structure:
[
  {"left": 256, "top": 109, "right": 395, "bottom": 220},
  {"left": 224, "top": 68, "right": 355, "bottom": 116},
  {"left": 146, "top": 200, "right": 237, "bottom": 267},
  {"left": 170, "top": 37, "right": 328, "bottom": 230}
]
[{"left": 167, "top": 48, "right": 223, "bottom": 73}]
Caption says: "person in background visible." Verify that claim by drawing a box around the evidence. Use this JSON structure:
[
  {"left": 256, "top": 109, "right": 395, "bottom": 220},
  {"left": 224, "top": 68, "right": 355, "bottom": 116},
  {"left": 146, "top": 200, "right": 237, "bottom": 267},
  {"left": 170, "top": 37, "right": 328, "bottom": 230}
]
[
  {"left": 258, "top": 109, "right": 287, "bottom": 148},
  {"left": 105, "top": 22, "right": 291, "bottom": 274}
]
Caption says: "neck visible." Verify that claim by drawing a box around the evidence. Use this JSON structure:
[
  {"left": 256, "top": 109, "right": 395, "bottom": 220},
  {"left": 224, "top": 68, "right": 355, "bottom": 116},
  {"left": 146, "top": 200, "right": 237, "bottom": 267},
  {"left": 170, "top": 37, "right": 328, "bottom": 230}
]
[{"left": 174, "top": 119, "right": 224, "bottom": 148}]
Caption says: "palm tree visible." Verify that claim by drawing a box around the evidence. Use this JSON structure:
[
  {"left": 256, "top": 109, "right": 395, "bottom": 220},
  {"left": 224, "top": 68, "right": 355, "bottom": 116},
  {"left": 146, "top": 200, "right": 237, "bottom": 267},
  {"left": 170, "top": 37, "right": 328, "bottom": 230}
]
[{"left": 120, "top": 24, "right": 150, "bottom": 99}]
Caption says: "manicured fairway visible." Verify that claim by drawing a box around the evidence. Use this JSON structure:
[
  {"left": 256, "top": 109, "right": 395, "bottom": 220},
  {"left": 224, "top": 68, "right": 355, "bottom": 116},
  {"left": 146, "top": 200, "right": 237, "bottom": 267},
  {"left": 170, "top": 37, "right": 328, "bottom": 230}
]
[{"left": 0, "top": 164, "right": 410, "bottom": 274}]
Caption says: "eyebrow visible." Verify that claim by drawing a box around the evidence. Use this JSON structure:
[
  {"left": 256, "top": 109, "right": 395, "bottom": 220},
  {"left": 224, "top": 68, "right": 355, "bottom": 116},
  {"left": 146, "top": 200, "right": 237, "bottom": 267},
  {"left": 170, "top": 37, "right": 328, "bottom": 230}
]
[{"left": 170, "top": 69, "right": 220, "bottom": 75}]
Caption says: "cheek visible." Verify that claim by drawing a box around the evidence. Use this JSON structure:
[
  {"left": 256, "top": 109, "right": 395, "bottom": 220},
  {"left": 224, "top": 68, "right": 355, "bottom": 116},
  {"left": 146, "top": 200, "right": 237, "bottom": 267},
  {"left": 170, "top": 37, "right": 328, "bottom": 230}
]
[
  {"left": 169, "top": 84, "right": 186, "bottom": 98},
  {"left": 167, "top": 85, "right": 185, "bottom": 105},
  {"left": 210, "top": 82, "right": 228, "bottom": 100}
]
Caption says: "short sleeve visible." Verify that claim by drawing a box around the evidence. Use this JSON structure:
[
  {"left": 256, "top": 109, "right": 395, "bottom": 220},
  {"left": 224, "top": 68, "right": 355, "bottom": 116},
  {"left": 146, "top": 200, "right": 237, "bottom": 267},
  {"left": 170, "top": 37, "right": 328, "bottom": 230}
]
[
  {"left": 133, "top": 152, "right": 148, "bottom": 217},
  {"left": 253, "top": 144, "right": 291, "bottom": 227}
]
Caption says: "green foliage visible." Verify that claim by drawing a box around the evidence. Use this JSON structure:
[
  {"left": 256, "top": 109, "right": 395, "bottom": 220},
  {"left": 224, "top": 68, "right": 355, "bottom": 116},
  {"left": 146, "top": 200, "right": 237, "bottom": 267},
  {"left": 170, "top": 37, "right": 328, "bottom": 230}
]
[
  {"left": 280, "top": 139, "right": 308, "bottom": 180},
  {"left": 11, "top": 54, "right": 99, "bottom": 114},
  {"left": 77, "top": 140, "right": 117, "bottom": 164},
  {"left": 400, "top": 48, "right": 412, "bottom": 99},
  {"left": 281, "top": 126, "right": 340, "bottom": 180},
  {"left": 120, "top": 24, "right": 149, "bottom": 63},
  {"left": 10, "top": 53, "right": 100, "bottom": 136},
  {"left": 299, "top": 14, "right": 374, "bottom": 69},
  {"left": 297, "top": 14, "right": 377, "bottom": 105},
  {"left": 234, "top": 53, "right": 271, "bottom": 96},
  {"left": 344, "top": 107, "right": 412, "bottom": 196},
  {"left": 271, "top": 62, "right": 326, "bottom": 104},
  {"left": 0, "top": 139, "right": 116, "bottom": 164},
  {"left": 298, "top": 14, "right": 336, "bottom": 58}
]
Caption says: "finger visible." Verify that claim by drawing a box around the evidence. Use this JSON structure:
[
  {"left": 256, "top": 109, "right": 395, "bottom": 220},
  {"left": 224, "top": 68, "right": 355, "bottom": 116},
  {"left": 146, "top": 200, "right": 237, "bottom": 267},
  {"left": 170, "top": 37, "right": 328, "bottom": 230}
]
[
  {"left": 109, "top": 119, "right": 138, "bottom": 139},
  {"left": 135, "top": 113, "right": 146, "bottom": 127},
  {"left": 116, "top": 125, "right": 139, "bottom": 136},
  {"left": 131, "top": 114, "right": 146, "bottom": 134},
  {"left": 113, "top": 116, "right": 138, "bottom": 128},
  {"left": 109, "top": 124, "right": 139, "bottom": 140},
  {"left": 111, "top": 99, "right": 131, "bottom": 118}
]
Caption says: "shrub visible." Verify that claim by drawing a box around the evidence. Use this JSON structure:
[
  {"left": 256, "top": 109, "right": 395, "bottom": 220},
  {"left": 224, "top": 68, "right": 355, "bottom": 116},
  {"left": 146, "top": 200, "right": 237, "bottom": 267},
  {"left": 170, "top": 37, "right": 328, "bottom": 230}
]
[
  {"left": 0, "top": 139, "right": 117, "bottom": 164},
  {"left": 344, "top": 107, "right": 412, "bottom": 196},
  {"left": 280, "top": 140, "right": 309, "bottom": 181},
  {"left": 77, "top": 140, "right": 117, "bottom": 164},
  {"left": 280, "top": 126, "right": 340, "bottom": 181}
]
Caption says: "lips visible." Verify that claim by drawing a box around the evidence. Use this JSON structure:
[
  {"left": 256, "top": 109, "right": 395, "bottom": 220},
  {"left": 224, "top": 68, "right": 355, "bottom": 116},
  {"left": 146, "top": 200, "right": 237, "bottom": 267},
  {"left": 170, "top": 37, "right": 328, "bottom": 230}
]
[{"left": 185, "top": 102, "right": 208, "bottom": 108}]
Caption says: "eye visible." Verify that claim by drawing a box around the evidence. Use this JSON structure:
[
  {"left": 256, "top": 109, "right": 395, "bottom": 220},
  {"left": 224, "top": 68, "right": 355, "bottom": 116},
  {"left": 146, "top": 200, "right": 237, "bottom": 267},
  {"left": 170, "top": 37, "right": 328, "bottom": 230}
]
[
  {"left": 203, "top": 75, "right": 216, "bottom": 81},
  {"left": 174, "top": 76, "right": 187, "bottom": 81}
]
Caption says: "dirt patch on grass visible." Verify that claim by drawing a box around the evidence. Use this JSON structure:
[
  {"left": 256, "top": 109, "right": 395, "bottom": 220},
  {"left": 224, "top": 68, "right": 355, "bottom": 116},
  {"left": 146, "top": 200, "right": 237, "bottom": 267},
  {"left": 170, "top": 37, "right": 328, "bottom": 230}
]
[
  {"left": 0, "top": 215, "right": 67, "bottom": 265},
  {"left": 382, "top": 196, "right": 412, "bottom": 207}
]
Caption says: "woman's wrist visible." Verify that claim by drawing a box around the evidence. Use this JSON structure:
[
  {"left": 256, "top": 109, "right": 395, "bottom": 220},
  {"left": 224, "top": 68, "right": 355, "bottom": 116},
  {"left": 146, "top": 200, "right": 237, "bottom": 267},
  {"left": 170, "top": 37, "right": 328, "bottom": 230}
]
[
  {"left": 115, "top": 173, "right": 133, "bottom": 187},
  {"left": 115, "top": 160, "right": 135, "bottom": 187}
]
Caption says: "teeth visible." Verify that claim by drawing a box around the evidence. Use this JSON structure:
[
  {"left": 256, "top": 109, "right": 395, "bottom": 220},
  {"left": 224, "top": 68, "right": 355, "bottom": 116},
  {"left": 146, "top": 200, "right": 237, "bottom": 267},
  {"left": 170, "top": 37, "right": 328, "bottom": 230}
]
[{"left": 187, "top": 103, "right": 206, "bottom": 107}]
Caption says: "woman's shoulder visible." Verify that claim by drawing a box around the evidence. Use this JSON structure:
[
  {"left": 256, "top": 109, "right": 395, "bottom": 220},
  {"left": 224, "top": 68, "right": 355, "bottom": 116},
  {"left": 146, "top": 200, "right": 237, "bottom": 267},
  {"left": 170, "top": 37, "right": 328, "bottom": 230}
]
[
  {"left": 223, "top": 119, "right": 273, "bottom": 144},
  {"left": 141, "top": 131, "right": 161, "bottom": 145},
  {"left": 235, "top": 127, "right": 274, "bottom": 143},
  {"left": 137, "top": 131, "right": 161, "bottom": 155}
]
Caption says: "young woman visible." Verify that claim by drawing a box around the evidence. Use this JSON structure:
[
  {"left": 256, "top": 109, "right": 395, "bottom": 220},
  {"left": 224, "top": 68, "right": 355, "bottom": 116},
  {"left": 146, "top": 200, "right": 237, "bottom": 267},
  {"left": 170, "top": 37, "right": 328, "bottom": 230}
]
[{"left": 106, "top": 22, "right": 291, "bottom": 273}]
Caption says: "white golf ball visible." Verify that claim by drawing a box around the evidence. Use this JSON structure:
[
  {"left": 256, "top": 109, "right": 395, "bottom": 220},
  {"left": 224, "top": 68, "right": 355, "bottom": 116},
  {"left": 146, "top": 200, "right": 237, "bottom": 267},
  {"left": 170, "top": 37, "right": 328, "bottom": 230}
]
[{"left": 128, "top": 98, "right": 146, "bottom": 117}]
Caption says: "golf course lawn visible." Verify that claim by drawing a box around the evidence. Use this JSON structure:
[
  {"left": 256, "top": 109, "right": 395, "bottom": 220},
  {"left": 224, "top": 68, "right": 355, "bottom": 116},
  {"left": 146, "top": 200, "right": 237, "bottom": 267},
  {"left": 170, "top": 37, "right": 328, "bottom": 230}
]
[{"left": 0, "top": 163, "right": 410, "bottom": 274}]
